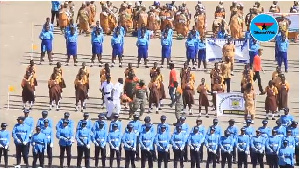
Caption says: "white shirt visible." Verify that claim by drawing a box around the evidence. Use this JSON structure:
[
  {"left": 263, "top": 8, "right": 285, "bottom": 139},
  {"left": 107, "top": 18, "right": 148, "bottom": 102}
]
[
  {"left": 112, "top": 83, "right": 123, "bottom": 100},
  {"left": 101, "top": 81, "right": 114, "bottom": 97}
]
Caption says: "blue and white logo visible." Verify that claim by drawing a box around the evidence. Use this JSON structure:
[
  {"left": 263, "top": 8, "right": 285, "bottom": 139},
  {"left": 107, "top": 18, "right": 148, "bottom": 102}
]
[{"left": 250, "top": 14, "right": 279, "bottom": 42}]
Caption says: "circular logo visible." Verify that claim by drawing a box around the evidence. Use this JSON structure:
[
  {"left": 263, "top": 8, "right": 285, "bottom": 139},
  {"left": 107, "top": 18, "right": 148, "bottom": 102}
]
[{"left": 250, "top": 14, "right": 279, "bottom": 42}]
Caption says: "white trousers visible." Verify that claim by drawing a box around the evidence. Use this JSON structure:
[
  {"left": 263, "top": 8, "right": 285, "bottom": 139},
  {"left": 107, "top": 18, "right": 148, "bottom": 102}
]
[{"left": 106, "top": 98, "right": 121, "bottom": 118}]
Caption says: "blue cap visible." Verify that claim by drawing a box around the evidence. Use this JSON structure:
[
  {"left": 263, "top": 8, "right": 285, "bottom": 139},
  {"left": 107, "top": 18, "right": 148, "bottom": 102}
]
[
  {"left": 17, "top": 116, "right": 25, "bottom": 121},
  {"left": 113, "top": 123, "right": 118, "bottom": 128},
  {"left": 246, "top": 119, "right": 252, "bottom": 123},
  {"left": 98, "top": 113, "right": 105, "bottom": 118},
  {"left": 64, "top": 112, "right": 70, "bottom": 117},
  {"left": 63, "top": 119, "right": 69, "bottom": 123},
  {"left": 1, "top": 123, "right": 7, "bottom": 127},
  {"left": 262, "top": 120, "right": 268, "bottom": 124},
  {"left": 213, "top": 119, "right": 218, "bottom": 123},
  {"left": 133, "top": 114, "right": 140, "bottom": 118},
  {"left": 272, "top": 129, "right": 277, "bottom": 132},
  {"left": 180, "top": 116, "right": 186, "bottom": 121},
  {"left": 283, "top": 140, "right": 288, "bottom": 144},
  {"left": 287, "top": 129, "right": 292, "bottom": 132},
  {"left": 36, "top": 126, "right": 41, "bottom": 129},
  {"left": 23, "top": 109, "right": 30, "bottom": 114},
  {"left": 256, "top": 130, "right": 261, "bottom": 133},
  {"left": 127, "top": 124, "right": 133, "bottom": 128},
  {"left": 283, "top": 108, "right": 289, "bottom": 113},
  {"left": 196, "top": 119, "right": 202, "bottom": 122},
  {"left": 229, "top": 119, "right": 235, "bottom": 123},
  {"left": 44, "top": 119, "right": 49, "bottom": 123},
  {"left": 160, "top": 115, "right": 167, "bottom": 120},
  {"left": 161, "top": 125, "right": 166, "bottom": 129},
  {"left": 145, "top": 123, "right": 152, "bottom": 128},
  {"left": 144, "top": 116, "right": 151, "bottom": 123},
  {"left": 83, "top": 112, "right": 89, "bottom": 117},
  {"left": 42, "top": 111, "right": 48, "bottom": 115},
  {"left": 241, "top": 127, "right": 246, "bottom": 131}
]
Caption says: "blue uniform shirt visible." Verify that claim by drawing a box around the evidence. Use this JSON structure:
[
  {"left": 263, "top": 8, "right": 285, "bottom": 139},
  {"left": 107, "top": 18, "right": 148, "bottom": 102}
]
[
  {"left": 205, "top": 133, "right": 219, "bottom": 151},
  {"left": 66, "top": 33, "right": 78, "bottom": 43},
  {"left": 42, "top": 24, "right": 54, "bottom": 32},
  {"left": 127, "top": 120, "right": 142, "bottom": 136},
  {"left": 56, "top": 126, "right": 73, "bottom": 146},
  {"left": 155, "top": 131, "right": 170, "bottom": 151},
  {"left": 291, "top": 127, "right": 299, "bottom": 147},
  {"left": 157, "top": 123, "right": 170, "bottom": 134},
  {"left": 136, "top": 37, "right": 149, "bottom": 46},
  {"left": 76, "top": 120, "right": 93, "bottom": 131},
  {"left": 265, "top": 135, "right": 281, "bottom": 154},
  {"left": 258, "top": 126, "right": 272, "bottom": 140},
  {"left": 122, "top": 131, "right": 136, "bottom": 150},
  {"left": 111, "top": 35, "right": 122, "bottom": 46},
  {"left": 249, "top": 43, "right": 260, "bottom": 52},
  {"left": 236, "top": 134, "right": 250, "bottom": 152},
  {"left": 162, "top": 29, "right": 174, "bottom": 40},
  {"left": 92, "top": 127, "right": 107, "bottom": 148},
  {"left": 139, "top": 130, "right": 155, "bottom": 150},
  {"left": 283, "top": 135, "right": 296, "bottom": 150},
  {"left": 31, "top": 132, "right": 47, "bottom": 153},
  {"left": 251, "top": 136, "right": 265, "bottom": 152},
  {"left": 24, "top": 117, "right": 34, "bottom": 136},
  {"left": 56, "top": 119, "right": 75, "bottom": 131},
  {"left": 190, "top": 125, "right": 206, "bottom": 136},
  {"left": 41, "top": 126, "right": 54, "bottom": 144},
  {"left": 141, "top": 123, "right": 156, "bottom": 135},
  {"left": 244, "top": 126, "right": 255, "bottom": 137},
  {"left": 161, "top": 37, "right": 172, "bottom": 46},
  {"left": 273, "top": 125, "right": 287, "bottom": 138},
  {"left": 198, "top": 41, "right": 206, "bottom": 50},
  {"left": 39, "top": 31, "right": 54, "bottom": 40},
  {"left": 0, "top": 130, "right": 10, "bottom": 147},
  {"left": 12, "top": 123, "right": 31, "bottom": 144},
  {"left": 185, "top": 39, "right": 196, "bottom": 47},
  {"left": 91, "top": 32, "right": 104, "bottom": 44},
  {"left": 277, "top": 39, "right": 289, "bottom": 52},
  {"left": 220, "top": 136, "right": 234, "bottom": 152},
  {"left": 280, "top": 115, "right": 294, "bottom": 127},
  {"left": 170, "top": 131, "right": 186, "bottom": 149},
  {"left": 51, "top": 1, "right": 61, "bottom": 11},
  {"left": 217, "top": 31, "right": 226, "bottom": 39},
  {"left": 109, "top": 120, "right": 122, "bottom": 133},
  {"left": 207, "top": 125, "right": 223, "bottom": 136},
  {"left": 174, "top": 123, "right": 189, "bottom": 137},
  {"left": 114, "top": 26, "right": 126, "bottom": 38},
  {"left": 107, "top": 130, "right": 122, "bottom": 148},
  {"left": 188, "top": 132, "right": 205, "bottom": 149},
  {"left": 92, "top": 120, "right": 108, "bottom": 134},
  {"left": 278, "top": 147, "right": 295, "bottom": 166},
  {"left": 76, "top": 127, "right": 91, "bottom": 146},
  {"left": 227, "top": 125, "right": 239, "bottom": 140},
  {"left": 36, "top": 118, "right": 53, "bottom": 129}
]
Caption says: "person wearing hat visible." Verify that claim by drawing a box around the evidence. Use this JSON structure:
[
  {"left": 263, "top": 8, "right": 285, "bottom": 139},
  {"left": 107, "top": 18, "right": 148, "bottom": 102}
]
[
  {"left": 92, "top": 113, "right": 108, "bottom": 133},
  {"left": 219, "top": 130, "right": 234, "bottom": 168},
  {"left": 100, "top": 74, "right": 114, "bottom": 117},
  {"left": 127, "top": 114, "right": 142, "bottom": 160},
  {"left": 122, "top": 124, "right": 137, "bottom": 168},
  {"left": 31, "top": 126, "right": 47, "bottom": 168},
  {"left": 207, "top": 118, "right": 223, "bottom": 163},
  {"left": 76, "top": 112, "right": 93, "bottom": 131},
  {"left": 107, "top": 123, "right": 122, "bottom": 168},
  {"left": 36, "top": 111, "right": 53, "bottom": 128},
  {"left": 92, "top": 120, "right": 107, "bottom": 168},
  {"left": 0, "top": 123, "right": 9, "bottom": 168},
  {"left": 190, "top": 119, "right": 206, "bottom": 162},
  {"left": 154, "top": 124, "right": 170, "bottom": 168},
  {"left": 236, "top": 127, "right": 250, "bottom": 168},
  {"left": 265, "top": 129, "right": 281, "bottom": 168},
  {"left": 244, "top": 119, "right": 255, "bottom": 137},
  {"left": 258, "top": 120, "right": 272, "bottom": 142},
  {"left": 56, "top": 112, "right": 75, "bottom": 131},
  {"left": 41, "top": 119, "right": 54, "bottom": 167},
  {"left": 226, "top": 119, "right": 239, "bottom": 163},
  {"left": 273, "top": 119, "right": 286, "bottom": 139},
  {"left": 284, "top": 130, "right": 296, "bottom": 151},
  {"left": 109, "top": 113, "right": 122, "bottom": 132},
  {"left": 188, "top": 126, "right": 204, "bottom": 168},
  {"left": 139, "top": 123, "right": 155, "bottom": 168},
  {"left": 204, "top": 126, "right": 219, "bottom": 168},
  {"left": 141, "top": 116, "right": 157, "bottom": 162},
  {"left": 23, "top": 109, "right": 34, "bottom": 138},
  {"left": 75, "top": 121, "right": 92, "bottom": 168},
  {"left": 175, "top": 116, "right": 190, "bottom": 162},
  {"left": 250, "top": 130, "right": 265, "bottom": 168},
  {"left": 279, "top": 108, "right": 294, "bottom": 127},
  {"left": 109, "top": 78, "right": 124, "bottom": 117},
  {"left": 278, "top": 140, "right": 295, "bottom": 168},
  {"left": 290, "top": 121, "right": 299, "bottom": 165},
  {"left": 157, "top": 115, "right": 170, "bottom": 134},
  {"left": 170, "top": 125, "right": 185, "bottom": 168},
  {"left": 130, "top": 79, "right": 148, "bottom": 118},
  {"left": 56, "top": 119, "right": 74, "bottom": 168},
  {"left": 12, "top": 116, "right": 30, "bottom": 168}
]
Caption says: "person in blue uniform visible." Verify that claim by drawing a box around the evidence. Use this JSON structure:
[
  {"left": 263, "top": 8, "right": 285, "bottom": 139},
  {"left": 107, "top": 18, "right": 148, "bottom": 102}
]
[
  {"left": 114, "top": 24, "right": 126, "bottom": 59},
  {"left": 91, "top": 27, "right": 104, "bottom": 66},
  {"left": 36, "top": 111, "right": 53, "bottom": 129},
  {"left": 226, "top": 119, "right": 239, "bottom": 163},
  {"left": 236, "top": 127, "right": 250, "bottom": 168},
  {"left": 41, "top": 119, "right": 53, "bottom": 168},
  {"left": 56, "top": 119, "right": 74, "bottom": 168},
  {"left": 42, "top": 17, "right": 54, "bottom": 32},
  {"left": 197, "top": 37, "right": 206, "bottom": 70},
  {"left": 140, "top": 123, "right": 155, "bottom": 168},
  {"left": 190, "top": 27, "right": 200, "bottom": 61},
  {"left": 0, "top": 123, "right": 10, "bottom": 168},
  {"left": 65, "top": 19, "right": 78, "bottom": 33},
  {"left": 128, "top": 114, "right": 142, "bottom": 160},
  {"left": 39, "top": 25, "right": 54, "bottom": 65},
  {"left": 250, "top": 130, "right": 265, "bottom": 168},
  {"left": 171, "top": 125, "right": 186, "bottom": 168},
  {"left": 273, "top": 119, "right": 287, "bottom": 139},
  {"left": 111, "top": 30, "right": 123, "bottom": 67},
  {"left": 244, "top": 119, "right": 255, "bottom": 137},
  {"left": 23, "top": 109, "right": 34, "bottom": 153},
  {"left": 284, "top": 130, "right": 296, "bottom": 151},
  {"left": 205, "top": 126, "right": 219, "bottom": 168},
  {"left": 290, "top": 121, "right": 299, "bottom": 165},
  {"left": 92, "top": 113, "right": 108, "bottom": 133},
  {"left": 65, "top": 26, "right": 78, "bottom": 66},
  {"left": 122, "top": 124, "right": 137, "bottom": 168},
  {"left": 220, "top": 130, "right": 234, "bottom": 168},
  {"left": 190, "top": 119, "right": 206, "bottom": 162},
  {"left": 56, "top": 112, "right": 75, "bottom": 131},
  {"left": 265, "top": 129, "right": 281, "bottom": 168},
  {"left": 277, "top": 34, "right": 289, "bottom": 72},
  {"left": 175, "top": 116, "right": 190, "bottom": 162},
  {"left": 188, "top": 126, "right": 204, "bottom": 168},
  {"left": 217, "top": 26, "right": 228, "bottom": 39},
  {"left": 141, "top": 116, "right": 157, "bottom": 162},
  {"left": 108, "top": 123, "right": 122, "bottom": 168},
  {"left": 161, "top": 32, "right": 172, "bottom": 67},
  {"left": 258, "top": 120, "right": 272, "bottom": 141},
  {"left": 278, "top": 140, "right": 295, "bottom": 168},
  {"left": 51, "top": 1, "right": 60, "bottom": 26},
  {"left": 31, "top": 126, "right": 47, "bottom": 168},
  {"left": 92, "top": 120, "right": 107, "bottom": 168},
  {"left": 207, "top": 118, "right": 223, "bottom": 163},
  {"left": 109, "top": 114, "right": 122, "bottom": 132},
  {"left": 76, "top": 112, "right": 93, "bottom": 131},
  {"left": 185, "top": 33, "right": 197, "bottom": 69},
  {"left": 279, "top": 108, "right": 294, "bottom": 128},
  {"left": 76, "top": 121, "right": 91, "bottom": 168},
  {"left": 12, "top": 116, "right": 30, "bottom": 168},
  {"left": 249, "top": 39, "right": 260, "bottom": 68},
  {"left": 136, "top": 32, "right": 149, "bottom": 68},
  {"left": 92, "top": 20, "right": 103, "bottom": 33},
  {"left": 155, "top": 124, "right": 170, "bottom": 168}
]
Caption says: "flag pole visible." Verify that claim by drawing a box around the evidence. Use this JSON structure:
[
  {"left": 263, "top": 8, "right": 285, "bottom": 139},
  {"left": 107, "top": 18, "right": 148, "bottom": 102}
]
[
  {"left": 7, "top": 85, "right": 9, "bottom": 110},
  {"left": 31, "top": 22, "right": 33, "bottom": 60}
]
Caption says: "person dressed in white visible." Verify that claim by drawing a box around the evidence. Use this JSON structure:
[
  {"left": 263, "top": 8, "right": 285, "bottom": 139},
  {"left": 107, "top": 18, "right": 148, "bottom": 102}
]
[
  {"left": 100, "top": 75, "right": 114, "bottom": 118},
  {"left": 110, "top": 78, "right": 124, "bottom": 117}
]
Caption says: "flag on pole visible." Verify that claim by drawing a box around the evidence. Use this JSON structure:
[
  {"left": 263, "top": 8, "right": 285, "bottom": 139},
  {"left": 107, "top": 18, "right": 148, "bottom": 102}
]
[{"left": 8, "top": 85, "right": 15, "bottom": 92}]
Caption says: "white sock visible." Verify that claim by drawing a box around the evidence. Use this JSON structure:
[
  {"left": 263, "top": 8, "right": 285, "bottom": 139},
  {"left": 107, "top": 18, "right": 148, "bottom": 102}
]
[
  {"left": 156, "top": 107, "right": 159, "bottom": 111},
  {"left": 267, "top": 113, "right": 271, "bottom": 117},
  {"left": 272, "top": 113, "right": 275, "bottom": 118}
]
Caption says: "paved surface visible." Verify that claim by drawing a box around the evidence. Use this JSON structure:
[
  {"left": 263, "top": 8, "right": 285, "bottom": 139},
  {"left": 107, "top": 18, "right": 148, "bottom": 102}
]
[{"left": 0, "top": 1, "right": 298, "bottom": 168}]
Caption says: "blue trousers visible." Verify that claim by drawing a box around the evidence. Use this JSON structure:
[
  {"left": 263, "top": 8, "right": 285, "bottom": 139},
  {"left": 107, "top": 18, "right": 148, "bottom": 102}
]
[
  {"left": 277, "top": 51, "right": 288, "bottom": 71},
  {"left": 198, "top": 49, "right": 206, "bottom": 62},
  {"left": 186, "top": 46, "right": 196, "bottom": 59},
  {"left": 162, "top": 45, "right": 171, "bottom": 58},
  {"left": 112, "top": 44, "right": 122, "bottom": 57},
  {"left": 41, "top": 39, "right": 52, "bottom": 53},
  {"left": 138, "top": 45, "right": 148, "bottom": 58}
]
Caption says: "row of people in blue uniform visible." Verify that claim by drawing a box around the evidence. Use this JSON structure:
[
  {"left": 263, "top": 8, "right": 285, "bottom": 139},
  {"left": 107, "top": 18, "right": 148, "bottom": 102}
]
[{"left": 0, "top": 108, "right": 298, "bottom": 168}]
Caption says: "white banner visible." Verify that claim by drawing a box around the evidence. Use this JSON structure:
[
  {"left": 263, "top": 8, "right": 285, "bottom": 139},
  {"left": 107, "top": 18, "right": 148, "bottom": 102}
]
[
  {"left": 265, "top": 13, "right": 299, "bottom": 32},
  {"left": 216, "top": 92, "right": 245, "bottom": 116},
  {"left": 206, "top": 38, "right": 250, "bottom": 63}
]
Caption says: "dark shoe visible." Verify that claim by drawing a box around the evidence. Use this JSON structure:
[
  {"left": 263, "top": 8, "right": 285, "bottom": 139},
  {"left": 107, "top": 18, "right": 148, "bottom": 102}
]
[{"left": 272, "top": 117, "right": 276, "bottom": 120}]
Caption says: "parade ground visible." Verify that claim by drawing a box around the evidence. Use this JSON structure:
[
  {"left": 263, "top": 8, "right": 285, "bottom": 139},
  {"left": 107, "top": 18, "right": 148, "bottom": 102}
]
[{"left": 0, "top": 1, "right": 299, "bottom": 168}]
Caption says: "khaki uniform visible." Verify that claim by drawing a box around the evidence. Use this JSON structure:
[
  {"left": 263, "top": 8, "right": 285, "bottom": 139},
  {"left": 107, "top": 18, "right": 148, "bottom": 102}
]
[
  {"left": 131, "top": 85, "right": 147, "bottom": 116},
  {"left": 221, "top": 62, "right": 232, "bottom": 79},
  {"left": 175, "top": 87, "right": 183, "bottom": 120},
  {"left": 243, "top": 89, "right": 256, "bottom": 118}
]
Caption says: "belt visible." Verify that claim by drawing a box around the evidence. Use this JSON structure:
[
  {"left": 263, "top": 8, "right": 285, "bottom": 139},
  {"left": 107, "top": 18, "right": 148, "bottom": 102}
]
[
  {"left": 16, "top": 132, "right": 26, "bottom": 135},
  {"left": 35, "top": 142, "right": 45, "bottom": 145},
  {"left": 47, "top": 136, "right": 51, "bottom": 139},
  {"left": 224, "top": 144, "right": 231, "bottom": 146},
  {"left": 104, "top": 92, "right": 110, "bottom": 95},
  {"left": 97, "top": 139, "right": 105, "bottom": 141},
  {"left": 143, "top": 140, "right": 151, "bottom": 143},
  {"left": 159, "top": 141, "right": 167, "bottom": 143},
  {"left": 126, "top": 141, "right": 134, "bottom": 143},
  {"left": 174, "top": 141, "right": 182, "bottom": 143},
  {"left": 111, "top": 139, "right": 119, "bottom": 141},
  {"left": 208, "top": 143, "right": 216, "bottom": 146},
  {"left": 0, "top": 138, "right": 7, "bottom": 140},
  {"left": 271, "top": 144, "right": 279, "bottom": 146},
  {"left": 79, "top": 137, "right": 87, "bottom": 139},
  {"left": 238, "top": 143, "right": 246, "bottom": 145}
]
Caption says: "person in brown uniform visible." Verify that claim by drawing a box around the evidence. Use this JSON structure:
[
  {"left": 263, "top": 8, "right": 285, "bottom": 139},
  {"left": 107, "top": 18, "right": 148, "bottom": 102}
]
[
  {"left": 156, "top": 68, "right": 166, "bottom": 109},
  {"left": 54, "top": 62, "right": 66, "bottom": 91},
  {"left": 48, "top": 73, "right": 62, "bottom": 111},
  {"left": 197, "top": 78, "right": 210, "bottom": 117},
  {"left": 221, "top": 56, "right": 232, "bottom": 93},
  {"left": 79, "top": 62, "right": 90, "bottom": 98},
  {"left": 150, "top": 62, "right": 158, "bottom": 79},
  {"left": 243, "top": 83, "right": 256, "bottom": 122},
  {"left": 124, "top": 63, "right": 135, "bottom": 79},
  {"left": 272, "top": 66, "right": 281, "bottom": 80},
  {"left": 125, "top": 70, "right": 139, "bottom": 110},
  {"left": 242, "top": 64, "right": 254, "bottom": 79},
  {"left": 148, "top": 73, "right": 161, "bottom": 114},
  {"left": 222, "top": 38, "right": 235, "bottom": 75},
  {"left": 22, "top": 71, "right": 35, "bottom": 110},
  {"left": 264, "top": 80, "right": 278, "bottom": 120},
  {"left": 278, "top": 75, "right": 290, "bottom": 112},
  {"left": 74, "top": 74, "right": 87, "bottom": 112},
  {"left": 26, "top": 60, "right": 38, "bottom": 88},
  {"left": 212, "top": 78, "right": 224, "bottom": 112},
  {"left": 241, "top": 73, "right": 254, "bottom": 93},
  {"left": 180, "top": 62, "right": 189, "bottom": 88},
  {"left": 182, "top": 75, "right": 195, "bottom": 115},
  {"left": 210, "top": 62, "right": 221, "bottom": 90}
]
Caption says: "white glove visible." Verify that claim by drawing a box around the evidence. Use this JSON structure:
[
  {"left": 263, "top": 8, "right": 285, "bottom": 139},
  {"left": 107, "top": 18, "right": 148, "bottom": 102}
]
[
  {"left": 245, "top": 150, "right": 249, "bottom": 155},
  {"left": 86, "top": 144, "right": 90, "bottom": 149},
  {"left": 259, "top": 149, "right": 263, "bottom": 154},
  {"left": 213, "top": 150, "right": 217, "bottom": 154},
  {"left": 227, "top": 150, "right": 231, "bottom": 154},
  {"left": 17, "top": 139, "right": 22, "bottom": 144},
  {"left": 32, "top": 142, "right": 36, "bottom": 146},
  {"left": 180, "top": 146, "right": 184, "bottom": 151},
  {"left": 94, "top": 142, "right": 99, "bottom": 147},
  {"left": 165, "top": 148, "right": 168, "bottom": 152},
  {"left": 132, "top": 148, "right": 136, "bottom": 151},
  {"left": 50, "top": 143, "right": 53, "bottom": 148},
  {"left": 208, "top": 148, "right": 212, "bottom": 152},
  {"left": 0, "top": 144, "right": 3, "bottom": 148},
  {"left": 23, "top": 142, "right": 27, "bottom": 145},
  {"left": 59, "top": 136, "right": 65, "bottom": 140},
  {"left": 195, "top": 148, "right": 199, "bottom": 152},
  {"left": 4, "top": 145, "right": 8, "bottom": 149},
  {"left": 115, "top": 146, "right": 119, "bottom": 150},
  {"left": 71, "top": 138, "right": 75, "bottom": 143},
  {"left": 190, "top": 146, "right": 194, "bottom": 150},
  {"left": 147, "top": 148, "right": 150, "bottom": 151},
  {"left": 29, "top": 134, "right": 32, "bottom": 137}
]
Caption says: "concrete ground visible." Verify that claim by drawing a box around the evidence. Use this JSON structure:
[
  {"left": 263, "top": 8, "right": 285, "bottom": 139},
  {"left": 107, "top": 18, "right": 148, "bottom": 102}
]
[{"left": 0, "top": 1, "right": 298, "bottom": 168}]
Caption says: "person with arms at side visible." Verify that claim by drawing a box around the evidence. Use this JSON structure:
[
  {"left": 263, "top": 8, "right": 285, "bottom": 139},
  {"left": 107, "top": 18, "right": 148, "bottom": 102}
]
[
  {"left": 236, "top": 127, "right": 250, "bottom": 168},
  {"left": 51, "top": 1, "right": 61, "bottom": 26},
  {"left": 65, "top": 26, "right": 78, "bottom": 66},
  {"left": 197, "top": 78, "right": 210, "bottom": 117},
  {"left": 168, "top": 63, "right": 177, "bottom": 108},
  {"left": 91, "top": 27, "right": 104, "bottom": 67},
  {"left": 31, "top": 126, "right": 47, "bottom": 168},
  {"left": 0, "top": 123, "right": 9, "bottom": 168},
  {"left": 185, "top": 33, "right": 197, "bottom": 69},
  {"left": 264, "top": 80, "right": 279, "bottom": 120},
  {"left": 122, "top": 124, "right": 137, "bottom": 168},
  {"left": 39, "top": 25, "right": 54, "bottom": 65},
  {"left": 277, "top": 34, "right": 289, "bottom": 72},
  {"left": 41, "top": 119, "right": 53, "bottom": 168},
  {"left": 221, "top": 56, "right": 232, "bottom": 93},
  {"left": 161, "top": 32, "right": 172, "bottom": 67},
  {"left": 136, "top": 31, "right": 149, "bottom": 68},
  {"left": 197, "top": 37, "right": 207, "bottom": 70},
  {"left": 253, "top": 48, "right": 265, "bottom": 95},
  {"left": 76, "top": 121, "right": 91, "bottom": 168},
  {"left": 278, "top": 140, "right": 295, "bottom": 168}
]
